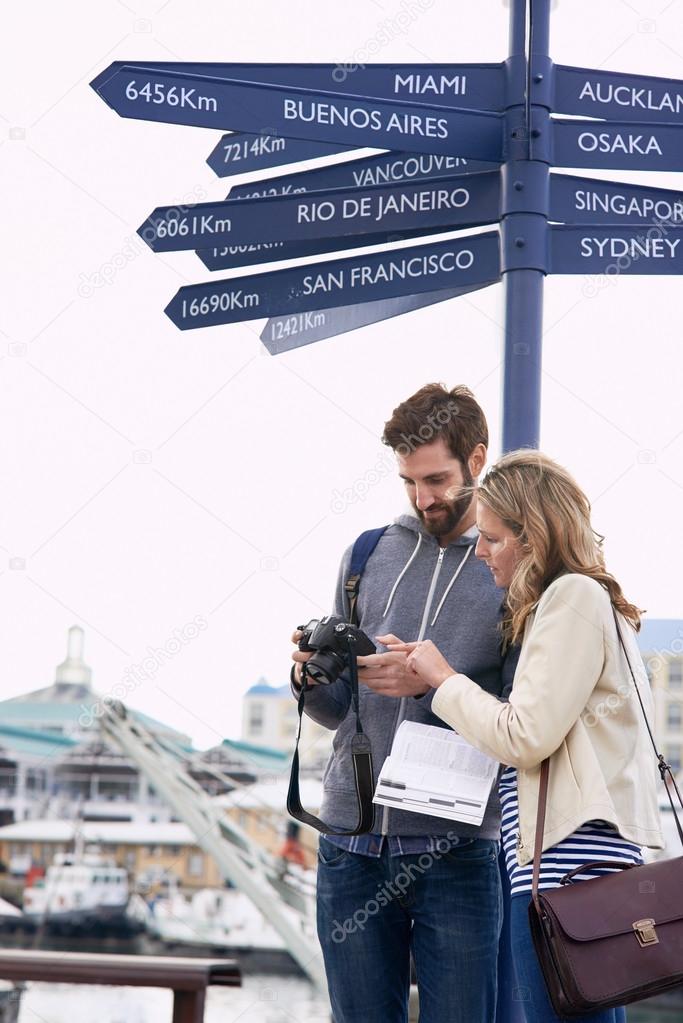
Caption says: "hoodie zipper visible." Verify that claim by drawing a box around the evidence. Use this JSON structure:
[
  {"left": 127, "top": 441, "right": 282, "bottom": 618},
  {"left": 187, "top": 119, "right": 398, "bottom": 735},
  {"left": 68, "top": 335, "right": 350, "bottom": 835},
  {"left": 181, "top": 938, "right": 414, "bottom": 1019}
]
[{"left": 380, "top": 546, "right": 447, "bottom": 836}]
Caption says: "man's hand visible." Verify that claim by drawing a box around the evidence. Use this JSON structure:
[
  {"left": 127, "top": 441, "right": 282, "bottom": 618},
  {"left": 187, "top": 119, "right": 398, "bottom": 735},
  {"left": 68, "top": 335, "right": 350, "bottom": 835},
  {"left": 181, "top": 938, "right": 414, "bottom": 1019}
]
[
  {"left": 290, "top": 629, "right": 318, "bottom": 687},
  {"left": 356, "top": 632, "right": 430, "bottom": 698}
]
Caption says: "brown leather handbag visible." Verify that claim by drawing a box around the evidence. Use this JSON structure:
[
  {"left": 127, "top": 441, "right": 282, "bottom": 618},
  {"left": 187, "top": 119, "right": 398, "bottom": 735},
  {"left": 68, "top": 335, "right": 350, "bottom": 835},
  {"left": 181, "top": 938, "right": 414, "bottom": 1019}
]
[{"left": 527, "top": 610, "right": 683, "bottom": 1018}]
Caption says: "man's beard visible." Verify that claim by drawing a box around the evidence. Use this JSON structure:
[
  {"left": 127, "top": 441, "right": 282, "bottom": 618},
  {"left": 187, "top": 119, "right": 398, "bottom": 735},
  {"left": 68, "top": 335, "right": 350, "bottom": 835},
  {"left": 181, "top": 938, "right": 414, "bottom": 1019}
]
[{"left": 416, "top": 466, "right": 474, "bottom": 540}]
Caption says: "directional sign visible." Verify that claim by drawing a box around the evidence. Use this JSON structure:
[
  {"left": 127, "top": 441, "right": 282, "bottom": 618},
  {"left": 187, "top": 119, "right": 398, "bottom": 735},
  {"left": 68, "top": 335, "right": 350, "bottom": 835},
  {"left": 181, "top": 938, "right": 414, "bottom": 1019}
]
[
  {"left": 197, "top": 225, "right": 466, "bottom": 271},
  {"left": 555, "top": 65, "right": 683, "bottom": 124},
  {"left": 140, "top": 172, "right": 500, "bottom": 252},
  {"left": 94, "top": 61, "right": 506, "bottom": 112},
  {"left": 165, "top": 232, "right": 500, "bottom": 330},
  {"left": 551, "top": 226, "right": 683, "bottom": 274},
  {"left": 554, "top": 119, "right": 683, "bottom": 172},
  {"left": 92, "top": 65, "right": 503, "bottom": 160},
  {"left": 207, "top": 132, "right": 354, "bottom": 176},
  {"left": 551, "top": 174, "right": 683, "bottom": 225},
  {"left": 226, "top": 150, "right": 499, "bottom": 194},
  {"left": 262, "top": 281, "right": 496, "bottom": 354}
]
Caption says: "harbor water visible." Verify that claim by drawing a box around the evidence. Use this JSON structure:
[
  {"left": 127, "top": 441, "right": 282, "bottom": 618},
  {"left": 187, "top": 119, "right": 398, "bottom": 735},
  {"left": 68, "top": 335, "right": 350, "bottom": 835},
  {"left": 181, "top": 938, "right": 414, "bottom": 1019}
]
[
  {"left": 14, "top": 977, "right": 681, "bottom": 1022},
  {"left": 18, "top": 975, "right": 331, "bottom": 1023}
]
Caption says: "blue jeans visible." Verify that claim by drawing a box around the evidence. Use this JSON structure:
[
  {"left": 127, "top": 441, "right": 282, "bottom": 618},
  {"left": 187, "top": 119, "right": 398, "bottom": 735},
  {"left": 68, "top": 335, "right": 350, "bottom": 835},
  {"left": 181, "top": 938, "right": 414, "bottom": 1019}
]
[
  {"left": 509, "top": 895, "right": 626, "bottom": 1023},
  {"left": 316, "top": 835, "right": 502, "bottom": 1023}
]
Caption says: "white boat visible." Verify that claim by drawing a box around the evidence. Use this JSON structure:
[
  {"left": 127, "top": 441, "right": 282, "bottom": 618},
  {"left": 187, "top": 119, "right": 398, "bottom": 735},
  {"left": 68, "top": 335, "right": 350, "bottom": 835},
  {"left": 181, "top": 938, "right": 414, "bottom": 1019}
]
[
  {"left": 22, "top": 843, "right": 140, "bottom": 934},
  {"left": 146, "top": 878, "right": 314, "bottom": 952}
]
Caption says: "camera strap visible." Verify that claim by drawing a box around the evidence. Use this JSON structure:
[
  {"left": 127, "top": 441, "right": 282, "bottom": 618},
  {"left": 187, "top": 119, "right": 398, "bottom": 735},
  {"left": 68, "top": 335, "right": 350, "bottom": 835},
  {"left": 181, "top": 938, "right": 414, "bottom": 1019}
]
[
  {"left": 287, "top": 635, "right": 375, "bottom": 835},
  {"left": 286, "top": 526, "right": 387, "bottom": 835}
]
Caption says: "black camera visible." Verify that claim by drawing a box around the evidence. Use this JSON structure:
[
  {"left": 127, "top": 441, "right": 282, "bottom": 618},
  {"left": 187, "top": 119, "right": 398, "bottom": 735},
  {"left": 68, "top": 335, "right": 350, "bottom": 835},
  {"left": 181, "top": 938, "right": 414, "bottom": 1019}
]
[{"left": 297, "top": 614, "right": 376, "bottom": 685}]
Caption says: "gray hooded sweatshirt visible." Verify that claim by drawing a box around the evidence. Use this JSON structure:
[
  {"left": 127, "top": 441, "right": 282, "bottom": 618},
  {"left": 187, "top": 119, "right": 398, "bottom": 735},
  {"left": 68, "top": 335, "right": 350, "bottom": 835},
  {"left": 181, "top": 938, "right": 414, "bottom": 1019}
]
[{"left": 298, "top": 513, "right": 517, "bottom": 840}]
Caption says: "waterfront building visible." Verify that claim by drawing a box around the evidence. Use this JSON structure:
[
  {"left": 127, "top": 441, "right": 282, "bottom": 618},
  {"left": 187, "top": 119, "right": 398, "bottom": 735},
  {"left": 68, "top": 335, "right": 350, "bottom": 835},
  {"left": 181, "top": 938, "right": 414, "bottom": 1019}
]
[
  {"left": 639, "top": 619, "right": 683, "bottom": 775},
  {"left": 241, "top": 679, "right": 333, "bottom": 769}
]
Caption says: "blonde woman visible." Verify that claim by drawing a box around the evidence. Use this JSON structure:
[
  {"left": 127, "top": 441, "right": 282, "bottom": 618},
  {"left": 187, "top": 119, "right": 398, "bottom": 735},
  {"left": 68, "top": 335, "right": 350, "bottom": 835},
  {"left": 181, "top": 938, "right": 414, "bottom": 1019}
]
[{"left": 380, "top": 451, "right": 664, "bottom": 1023}]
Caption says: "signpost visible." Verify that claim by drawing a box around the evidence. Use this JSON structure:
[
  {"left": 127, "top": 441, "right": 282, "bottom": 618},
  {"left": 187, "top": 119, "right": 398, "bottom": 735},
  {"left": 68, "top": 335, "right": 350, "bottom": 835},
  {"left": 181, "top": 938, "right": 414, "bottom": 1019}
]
[{"left": 90, "top": 2, "right": 683, "bottom": 452}]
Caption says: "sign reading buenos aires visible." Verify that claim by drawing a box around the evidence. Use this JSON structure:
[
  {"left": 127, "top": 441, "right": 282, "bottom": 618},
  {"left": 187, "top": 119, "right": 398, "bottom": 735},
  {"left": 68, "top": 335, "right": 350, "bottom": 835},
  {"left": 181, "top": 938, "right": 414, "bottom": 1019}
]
[
  {"left": 555, "top": 65, "right": 683, "bottom": 124},
  {"left": 92, "top": 66, "right": 504, "bottom": 160},
  {"left": 550, "top": 174, "right": 683, "bottom": 225},
  {"left": 140, "top": 172, "right": 500, "bottom": 252},
  {"left": 164, "top": 232, "right": 500, "bottom": 330}
]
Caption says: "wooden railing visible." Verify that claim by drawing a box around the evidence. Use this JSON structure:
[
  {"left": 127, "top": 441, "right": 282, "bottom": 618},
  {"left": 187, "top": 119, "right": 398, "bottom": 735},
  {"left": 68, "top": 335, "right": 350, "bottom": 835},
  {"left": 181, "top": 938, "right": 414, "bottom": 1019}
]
[{"left": 0, "top": 950, "right": 241, "bottom": 1023}]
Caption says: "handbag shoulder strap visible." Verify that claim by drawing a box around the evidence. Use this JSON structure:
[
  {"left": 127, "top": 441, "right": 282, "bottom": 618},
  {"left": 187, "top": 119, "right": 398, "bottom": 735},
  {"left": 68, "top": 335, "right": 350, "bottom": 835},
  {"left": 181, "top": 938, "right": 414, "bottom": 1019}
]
[{"left": 532, "top": 602, "right": 683, "bottom": 906}]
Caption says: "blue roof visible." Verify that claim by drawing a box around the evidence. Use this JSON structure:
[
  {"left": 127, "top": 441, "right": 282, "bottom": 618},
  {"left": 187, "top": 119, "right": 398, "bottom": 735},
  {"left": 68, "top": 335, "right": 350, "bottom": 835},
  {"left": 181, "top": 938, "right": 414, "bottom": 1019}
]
[
  {"left": 245, "top": 683, "right": 290, "bottom": 696},
  {"left": 221, "top": 738, "right": 289, "bottom": 769},
  {"left": 637, "top": 619, "right": 683, "bottom": 656},
  {"left": 0, "top": 724, "right": 77, "bottom": 759}
]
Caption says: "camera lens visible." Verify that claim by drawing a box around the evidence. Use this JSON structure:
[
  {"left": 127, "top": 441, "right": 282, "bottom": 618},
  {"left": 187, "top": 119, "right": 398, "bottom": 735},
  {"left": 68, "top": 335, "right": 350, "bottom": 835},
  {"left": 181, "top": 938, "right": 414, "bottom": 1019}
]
[{"left": 306, "top": 650, "right": 346, "bottom": 685}]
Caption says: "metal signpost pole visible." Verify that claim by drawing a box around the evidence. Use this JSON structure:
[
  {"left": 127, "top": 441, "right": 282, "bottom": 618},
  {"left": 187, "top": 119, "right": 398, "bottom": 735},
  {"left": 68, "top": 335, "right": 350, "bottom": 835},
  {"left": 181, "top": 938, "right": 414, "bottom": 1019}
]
[{"left": 502, "top": 0, "right": 551, "bottom": 452}]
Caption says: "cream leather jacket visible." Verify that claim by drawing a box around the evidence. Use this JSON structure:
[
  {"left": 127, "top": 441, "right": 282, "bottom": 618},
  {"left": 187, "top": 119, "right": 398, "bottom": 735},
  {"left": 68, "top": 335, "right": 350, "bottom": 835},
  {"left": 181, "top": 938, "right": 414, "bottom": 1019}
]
[{"left": 432, "top": 573, "right": 664, "bottom": 866}]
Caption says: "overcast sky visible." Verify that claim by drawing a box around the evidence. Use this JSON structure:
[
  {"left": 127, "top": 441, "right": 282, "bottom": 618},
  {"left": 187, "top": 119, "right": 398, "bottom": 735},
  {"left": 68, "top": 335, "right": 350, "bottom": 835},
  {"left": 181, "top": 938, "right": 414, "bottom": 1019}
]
[{"left": 3, "top": 0, "right": 683, "bottom": 751}]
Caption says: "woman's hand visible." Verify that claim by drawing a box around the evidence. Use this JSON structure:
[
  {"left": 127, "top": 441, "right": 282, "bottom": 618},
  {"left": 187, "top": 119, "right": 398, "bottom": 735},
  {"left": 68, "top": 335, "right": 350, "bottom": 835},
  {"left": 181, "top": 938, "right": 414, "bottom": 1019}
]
[{"left": 404, "top": 640, "right": 457, "bottom": 690}]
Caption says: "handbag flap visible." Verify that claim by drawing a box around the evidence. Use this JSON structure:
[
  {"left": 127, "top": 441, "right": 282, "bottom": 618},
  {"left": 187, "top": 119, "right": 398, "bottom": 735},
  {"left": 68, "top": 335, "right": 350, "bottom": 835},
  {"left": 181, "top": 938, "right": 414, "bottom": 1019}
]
[{"left": 539, "top": 857, "right": 683, "bottom": 942}]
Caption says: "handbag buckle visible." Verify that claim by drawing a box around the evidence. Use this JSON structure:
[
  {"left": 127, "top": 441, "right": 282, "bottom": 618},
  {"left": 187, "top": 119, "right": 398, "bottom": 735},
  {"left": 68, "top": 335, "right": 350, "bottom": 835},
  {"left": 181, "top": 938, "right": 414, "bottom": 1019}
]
[{"left": 633, "top": 918, "right": 659, "bottom": 947}]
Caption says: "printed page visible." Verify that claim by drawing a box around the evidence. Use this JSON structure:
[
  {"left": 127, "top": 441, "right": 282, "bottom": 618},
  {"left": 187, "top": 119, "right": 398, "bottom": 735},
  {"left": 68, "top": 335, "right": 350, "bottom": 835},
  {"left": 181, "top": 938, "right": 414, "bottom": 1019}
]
[{"left": 373, "top": 720, "right": 499, "bottom": 825}]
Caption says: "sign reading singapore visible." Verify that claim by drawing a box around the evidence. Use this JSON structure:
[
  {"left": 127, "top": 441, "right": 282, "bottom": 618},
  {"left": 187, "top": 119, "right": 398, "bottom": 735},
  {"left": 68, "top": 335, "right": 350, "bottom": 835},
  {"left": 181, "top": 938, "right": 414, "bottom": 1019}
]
[{"left": 90, "top": 43, "right": 683, "bottom": 348}]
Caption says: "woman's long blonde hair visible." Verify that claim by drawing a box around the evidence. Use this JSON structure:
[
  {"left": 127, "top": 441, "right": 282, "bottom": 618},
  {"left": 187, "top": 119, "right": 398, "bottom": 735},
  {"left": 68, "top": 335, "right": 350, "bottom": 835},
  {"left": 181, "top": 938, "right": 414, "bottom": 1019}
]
[{"left": 478, "top": 450, "right": 642, "bottom": 646}]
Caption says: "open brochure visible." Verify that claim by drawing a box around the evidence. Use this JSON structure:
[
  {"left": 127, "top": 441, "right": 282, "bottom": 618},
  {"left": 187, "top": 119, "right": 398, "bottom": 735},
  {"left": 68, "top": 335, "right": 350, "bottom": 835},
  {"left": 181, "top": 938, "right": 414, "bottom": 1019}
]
[{"left": 373, "top": 720, "right": 499, "bottom": 826}]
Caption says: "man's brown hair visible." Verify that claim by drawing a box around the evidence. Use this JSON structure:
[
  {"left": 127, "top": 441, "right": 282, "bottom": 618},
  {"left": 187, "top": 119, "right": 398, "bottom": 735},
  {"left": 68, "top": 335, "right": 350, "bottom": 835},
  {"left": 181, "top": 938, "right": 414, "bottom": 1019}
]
[{"left": 382, "top": 383, "right": 489, "bottom": 465}]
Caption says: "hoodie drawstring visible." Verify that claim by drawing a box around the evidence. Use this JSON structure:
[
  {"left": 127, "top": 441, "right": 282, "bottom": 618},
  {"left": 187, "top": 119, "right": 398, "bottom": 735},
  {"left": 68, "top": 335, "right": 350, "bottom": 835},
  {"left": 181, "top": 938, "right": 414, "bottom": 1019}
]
[{"left": 382, "top": 533, "right": 422, "bottom": 618}]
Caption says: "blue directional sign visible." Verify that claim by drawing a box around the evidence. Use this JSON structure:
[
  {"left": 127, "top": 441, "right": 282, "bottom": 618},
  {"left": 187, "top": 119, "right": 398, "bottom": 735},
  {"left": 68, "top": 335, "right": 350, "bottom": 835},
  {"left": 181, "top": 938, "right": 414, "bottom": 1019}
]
[
  {"left": 197, "top": 225, "right": 464, "bottom": 271},
  {"left": 551, "top": 174, "right": 683, "bottom": 225},
  {"left": 262, "top": 281, "right": 496, "bottom": 354},
  {"left": 555, "top": 65, "right": 683, "bottom": 124},
  {"left": 551, "top": 226, "right": 683, "bottom": 275},
  {"left": 165, "top": 232, "right": 500, "bottom": 330},
  {"left": 226, "top": 150, "right": 499, "bottom": 194},
  {"left": 140, "top": 172, "right": 500, "bottom": 253},
  {"left": 94, "top": 61, "right": 506, "bottom": 112},
  {"left": 92, "top": 65, "right": 504, "bottom": 160},
  {"left": 553, "top": 119, "right": 683, "bottom": 172},
  {"left": 207, "top": 132, "right": 354, "bottom": 176}
]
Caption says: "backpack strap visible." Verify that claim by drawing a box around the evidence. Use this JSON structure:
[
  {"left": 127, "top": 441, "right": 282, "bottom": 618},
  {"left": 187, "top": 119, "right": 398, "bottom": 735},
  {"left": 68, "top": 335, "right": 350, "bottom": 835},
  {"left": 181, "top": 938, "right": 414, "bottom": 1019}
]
[{"left": 344, "top": 526, "right": 388, "bottom": 625}]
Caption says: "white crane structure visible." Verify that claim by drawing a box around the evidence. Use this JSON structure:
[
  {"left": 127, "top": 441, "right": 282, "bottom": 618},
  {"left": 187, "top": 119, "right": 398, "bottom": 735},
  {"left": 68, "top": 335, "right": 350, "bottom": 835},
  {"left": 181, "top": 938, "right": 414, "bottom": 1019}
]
[{"left": 99, "top": 699, "right": 327, "bottom": 993}]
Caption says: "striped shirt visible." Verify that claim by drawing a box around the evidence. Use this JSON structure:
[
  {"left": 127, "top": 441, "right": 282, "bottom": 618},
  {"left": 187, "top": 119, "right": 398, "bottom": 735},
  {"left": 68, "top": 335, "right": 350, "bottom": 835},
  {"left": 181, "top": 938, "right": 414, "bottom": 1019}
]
[{"left": 499, "top": 765, "right": 643, "bottom": 897}]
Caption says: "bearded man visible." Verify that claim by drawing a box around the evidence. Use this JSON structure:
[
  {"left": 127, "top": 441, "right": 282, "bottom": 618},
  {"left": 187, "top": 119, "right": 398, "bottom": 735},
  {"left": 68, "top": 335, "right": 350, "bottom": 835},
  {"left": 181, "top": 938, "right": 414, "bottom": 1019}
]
[{"left": 290, "top": 384, "right": 517, "bottom": 1023}]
